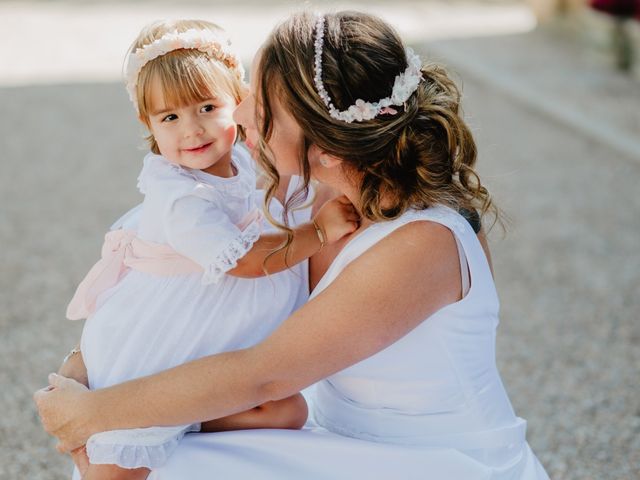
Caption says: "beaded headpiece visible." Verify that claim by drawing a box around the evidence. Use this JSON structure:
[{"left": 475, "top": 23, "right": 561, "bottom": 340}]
[
  {"left": 124, "top": 28, "right": 245, "bottom": 112},
  {"left": 312, "top": 15, "right": 424, "bottom": 124}
]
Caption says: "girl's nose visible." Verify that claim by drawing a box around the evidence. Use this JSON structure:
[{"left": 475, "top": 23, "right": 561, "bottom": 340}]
[{"left": 184, "top": 119, "right": 204, "bottom": 138}]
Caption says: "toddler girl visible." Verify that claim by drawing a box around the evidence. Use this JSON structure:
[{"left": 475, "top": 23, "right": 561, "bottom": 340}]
[{"left": 63, "top": 19, "right": 357, "bottom": 480}]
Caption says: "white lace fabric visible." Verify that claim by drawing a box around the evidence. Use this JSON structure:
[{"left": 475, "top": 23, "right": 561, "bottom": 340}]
[
  {"left": 135, "top": 148, "right": 263, "bottom": 284},
  {"left": 86, "top": 424, "right": 200, "bottom": 469},
  {"left": 203, "top": 216, "right": 262, "bottom": 283}
]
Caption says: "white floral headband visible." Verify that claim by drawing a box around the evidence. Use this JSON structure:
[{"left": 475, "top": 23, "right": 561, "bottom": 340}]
[
  {"left": 124, "top": 28, "right": 245, "bottom": 112},
  {"left": 313, "top": 15, "right": 424, "bottom": 123}
]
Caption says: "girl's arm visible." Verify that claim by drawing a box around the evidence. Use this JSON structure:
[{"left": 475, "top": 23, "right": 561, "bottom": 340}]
[
  {"left": 57, "top": 344, "right": 88, "bottom": 387},
  {"left": 35, "top": 220, "right": 462, "bottom": 452},
  {"left": 227, "top": 195, "right": 358, "bottom": 278}
]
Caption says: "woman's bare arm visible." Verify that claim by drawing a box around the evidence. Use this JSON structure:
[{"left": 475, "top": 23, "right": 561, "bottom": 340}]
[{"left": 35, "top": 220, "right": 461, "bottom": 452}]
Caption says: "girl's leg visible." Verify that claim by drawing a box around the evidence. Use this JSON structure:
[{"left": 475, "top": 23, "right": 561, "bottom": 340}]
[{"left": 200, "top": 392, "right": 308, "bottom": 432}]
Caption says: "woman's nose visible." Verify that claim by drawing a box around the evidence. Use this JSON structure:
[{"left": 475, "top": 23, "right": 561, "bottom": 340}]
[{"left": 233, "top": 97, "right": 249, "bottom": 127}]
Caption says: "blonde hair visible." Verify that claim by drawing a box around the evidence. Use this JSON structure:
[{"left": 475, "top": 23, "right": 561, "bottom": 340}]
[
  {"left": 256, "top": 11, "right": 500, "bottom": 234},
  {"left": 128, "top": 19, "right": 246, "bottom": 153}
]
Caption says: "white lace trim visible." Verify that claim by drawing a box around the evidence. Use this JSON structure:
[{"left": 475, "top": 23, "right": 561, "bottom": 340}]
[
  {"left": 203, "top": 218, "right": 262, "bottom": 284},
  {"left": 86, "top": 424, "right": 200, "bottom": 469}
]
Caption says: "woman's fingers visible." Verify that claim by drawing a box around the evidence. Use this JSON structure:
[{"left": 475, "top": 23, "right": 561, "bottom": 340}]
[
  {"left": 49, "top": 372, "right": 72, "bottom": 387},
  {"left": 33, "top": 373, "right": 91, "bottom": 452}
]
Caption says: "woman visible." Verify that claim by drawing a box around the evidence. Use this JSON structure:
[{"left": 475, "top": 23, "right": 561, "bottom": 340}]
[{"left": 35, "top": 11, "right": 549, "bottom": 479}]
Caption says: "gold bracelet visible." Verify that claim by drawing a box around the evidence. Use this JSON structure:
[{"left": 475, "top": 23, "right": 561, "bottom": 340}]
[
  {"left": 62, "top": 347, "right": 81, "bottom": 364},
  {"left": 312, "top": 220, "right": 326, "bottom": 250}
]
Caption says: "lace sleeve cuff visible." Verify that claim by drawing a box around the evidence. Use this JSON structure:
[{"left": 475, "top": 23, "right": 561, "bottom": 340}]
[
  {"left": 86, "top": 424, "right": 200, "bottom": 469},
  {"left": 202, "top": 218, "right": 262, "bottom": 285}
]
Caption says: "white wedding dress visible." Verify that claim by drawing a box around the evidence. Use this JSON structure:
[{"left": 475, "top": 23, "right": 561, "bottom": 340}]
[{"left": 148, "top": 205, "right": 549, "bottom": 480}]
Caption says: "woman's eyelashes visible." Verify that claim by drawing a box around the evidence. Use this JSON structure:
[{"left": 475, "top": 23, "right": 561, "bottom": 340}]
[{"left": 162, "top": 113, "right": 178, "bottom": 123}]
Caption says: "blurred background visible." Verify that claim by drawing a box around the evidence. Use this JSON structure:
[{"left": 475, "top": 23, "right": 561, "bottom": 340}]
[{"left": 1, "top": 0, "right": 638, "bottom": 479}]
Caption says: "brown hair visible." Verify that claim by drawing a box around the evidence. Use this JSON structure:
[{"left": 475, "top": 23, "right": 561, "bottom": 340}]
[
  {"left": 129, "top": 19, "right": 246, "bottom": 153},
  {"left": 255, "top": 11, "right": 499, "bottom": 233}
]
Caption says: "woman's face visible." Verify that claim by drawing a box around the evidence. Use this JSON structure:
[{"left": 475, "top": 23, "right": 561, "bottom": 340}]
[{"left": 233, "top": 51, "right": 303, "bottom": 176}]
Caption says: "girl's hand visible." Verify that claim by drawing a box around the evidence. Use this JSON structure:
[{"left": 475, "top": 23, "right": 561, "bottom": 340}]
[
  {"left": 33, "top": 373, "right": 95, "bottom": 453},
  {"left": 58, "top": 347, "right": 89, "bottom": 388},
  {"left": 70, "top": 446, "right": 90, "bottom": 477},
  {"left": 313, "top": 195, "right": 359, "bottom": 244}
]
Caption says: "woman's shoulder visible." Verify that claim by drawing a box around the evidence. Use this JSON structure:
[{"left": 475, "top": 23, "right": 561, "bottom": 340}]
[
  {"left": 347, "top": 206, "right": 469, "bottom": 257},
  {"left": 391, "top": 206, "right": 471, "bottom": 236},
  {"left": 368, "top": 214, "right": 458, "bottom": 263},
  {"left": 313, "top": 207, "right": 461, "bottom": 297}
]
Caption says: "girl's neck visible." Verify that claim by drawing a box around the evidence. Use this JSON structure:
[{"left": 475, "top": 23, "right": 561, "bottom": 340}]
[{"left": 201, "top": 151, "right": 235, "bottom": 178}]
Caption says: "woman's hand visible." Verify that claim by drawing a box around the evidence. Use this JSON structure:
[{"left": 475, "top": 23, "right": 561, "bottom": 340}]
[
  {"left": 313, "top": 195, "right": 359, "bottom": 244},
  {"left": 33, "top": 373, "right": 95, "bottom": 453}
]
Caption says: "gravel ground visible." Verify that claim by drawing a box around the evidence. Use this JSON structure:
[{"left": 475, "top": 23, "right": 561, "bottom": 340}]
[{"left": 1, "top": 12, "right": 639, "bottom": 480}]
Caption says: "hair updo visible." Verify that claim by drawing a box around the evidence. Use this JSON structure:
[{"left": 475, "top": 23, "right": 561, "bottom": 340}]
[{"left": 256, "top": 10, "right": 498, "bottom": 229}]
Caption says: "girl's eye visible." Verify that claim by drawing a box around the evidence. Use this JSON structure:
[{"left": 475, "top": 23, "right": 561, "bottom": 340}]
[
  {"left": 201, "top": 104, "right": 215, "bottom": 113},
  {"left": 162, "top": 114, "right": 178, "bottom": 122}
]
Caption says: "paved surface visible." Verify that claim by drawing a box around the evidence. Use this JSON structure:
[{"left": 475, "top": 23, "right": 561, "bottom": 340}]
[{"left": 1, "top": 2, "right": 639, "bottom": 480}]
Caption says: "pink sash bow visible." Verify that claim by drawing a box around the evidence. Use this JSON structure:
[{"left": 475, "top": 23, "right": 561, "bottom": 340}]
[{"left": 66, "top": 230, "right": 201, "bottom": 320}]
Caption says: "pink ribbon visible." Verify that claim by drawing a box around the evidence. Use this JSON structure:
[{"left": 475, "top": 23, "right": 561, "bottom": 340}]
[
  {"left": 66, "top": 230, "right": 201, "bottom": 320},
  {"left": 379, "top": 106, "right": 398, "bottom": 116}
]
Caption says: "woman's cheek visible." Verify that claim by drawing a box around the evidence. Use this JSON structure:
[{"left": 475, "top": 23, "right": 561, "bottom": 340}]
[{"left": 224, "top": 122, "right": 238, "bottom": 145}]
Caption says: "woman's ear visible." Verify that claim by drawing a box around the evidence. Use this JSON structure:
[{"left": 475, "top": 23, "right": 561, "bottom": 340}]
[
  {"left": 308, "top": 144, "right": 342, "bottom": 169},
  {"left": 320, "top": 154, "right": 342, "bottom": 169}
]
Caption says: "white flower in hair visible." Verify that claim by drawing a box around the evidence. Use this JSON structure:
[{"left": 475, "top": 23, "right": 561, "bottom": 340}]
[
  {"left": 124, "top": 28, "right": 245, "bottom": 112},
  {"left": 312, "top": 15, "right": 424, "bottom": 123}
]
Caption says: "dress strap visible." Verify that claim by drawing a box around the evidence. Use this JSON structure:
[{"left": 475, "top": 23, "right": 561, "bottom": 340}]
[{"left": 455, "top": 236, "right": 471, "bottom": 297}]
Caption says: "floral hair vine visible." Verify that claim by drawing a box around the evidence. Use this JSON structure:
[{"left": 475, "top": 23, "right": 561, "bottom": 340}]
[
  {"left": 124, "top": 28, "right": 245, "bottom": 112},
  {"left": 313, "top": 15, "right": 424, "bottom": 123}
]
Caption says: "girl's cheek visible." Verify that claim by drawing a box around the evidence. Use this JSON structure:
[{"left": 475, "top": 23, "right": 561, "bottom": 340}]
[{"left": 224, "top": 123, "right": 238, "bottom": 144}]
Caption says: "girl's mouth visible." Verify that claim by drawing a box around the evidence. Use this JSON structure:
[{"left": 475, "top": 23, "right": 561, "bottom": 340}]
[{"left": 183, "top": 142, "right": 212, "bottom": 154}]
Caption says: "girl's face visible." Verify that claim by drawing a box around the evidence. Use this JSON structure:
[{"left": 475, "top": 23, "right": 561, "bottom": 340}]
[
  {"left": 233, "top": 52, "right": 303, "bottom": 176},
  {"left": 146, "top": 77, "right": 238, "bottom": 177}
]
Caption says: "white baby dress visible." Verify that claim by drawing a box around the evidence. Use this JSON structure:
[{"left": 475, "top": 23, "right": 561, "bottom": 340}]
[
  {"left": 71, "top": 145, "right": 310, "bottom": 472},
  {"left": 148, "top": 205, "right": 550, "bottom": 480}
]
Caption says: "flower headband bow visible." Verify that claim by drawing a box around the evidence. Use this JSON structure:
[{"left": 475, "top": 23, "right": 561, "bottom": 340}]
[
  {"left": 313, "top": 15, "right": 424, "bottom": 123},
  {"left": 124, "top": 28, "right": 245, "bottom": 112}
]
